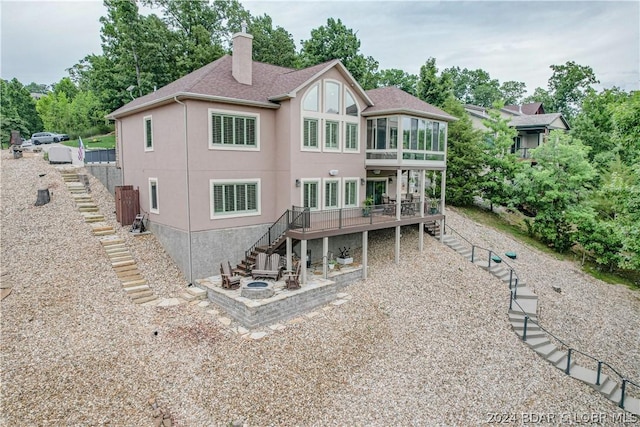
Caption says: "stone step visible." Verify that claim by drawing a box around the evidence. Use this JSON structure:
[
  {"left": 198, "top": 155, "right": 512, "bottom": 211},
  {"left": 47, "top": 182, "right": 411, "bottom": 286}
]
[
  {"left": 82, "top": 214, "right": 104, "bottom": 222},
  {"left": 104, "top": 245, "right": 127, "bottom": 253},
  {"left": 94, "top": 230, "right": 115, "bottom": 236},
  {"left": 186, "top": 286, "right": 207, "bottom": 299},
  {"left": 546, "top": 349, "right": 567, "bottom": 365},
  {"left": 513, "top": 328, "right": 545, "bottom": 339},
  {"left": 117, "top": 271, "right": 143, "bottom": 280},
  {"left": 129, "top": 289, "right": 154, "bottom": 300},
  {"left": 114, "top": 264, "right": 138, "bottom": 273},
  {"left": 523, "top": 336, "right": 550, "bottom": 349},
  {"left": 106, "top": 249, "right": 130, "bottom": 257},
  {"left": 599, "top": 377, "right": 619, "bottom": 398},
  {"left": 112, "top": 260, "right": 135, "bottom": 268},
  {"left": 180, "top": 292, "right": 199, "bottom": 302},
  {"left": 510, "top": 320, "right": 541, "bottom": 333},
  {"left": 508, "top": 311, "right": 539, "bottom": 322},
  {"left": 533, "top": 343, "right": 558, "bottom": 358},
  {"left": 554, "top": 354, "right": 577, "bottom": 371},
  {"left": 132, "top": 295, "right": 157, "bottom": 305},
  {"left": 124, "top": 284, "right": 149, "bottom": 294},
  {"left": 509, "top": 298, "right": 538, "bottom": 317},
  {"left": 510, "top": 286, "right": 538, "bottom": 300},
  {"left": 621, "top": 395, "right": 640, "bottom": 416},
  {"left": 122, "top": 279, "right": 147, "bottom": 288},
  {"left": 101, "top": 238, "right": 125, "bottom": 246},
  {"left": 110, "top": 255, "right": 134, "bottom": 263}
]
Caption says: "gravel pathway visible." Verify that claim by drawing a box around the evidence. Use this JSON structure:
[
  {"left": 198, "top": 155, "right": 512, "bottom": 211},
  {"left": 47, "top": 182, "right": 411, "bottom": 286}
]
[{"left": 2, "top": 152, "right": 638, "bottom": 426}]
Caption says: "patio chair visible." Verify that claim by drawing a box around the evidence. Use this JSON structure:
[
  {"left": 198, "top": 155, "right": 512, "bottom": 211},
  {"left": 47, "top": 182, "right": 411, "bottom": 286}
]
[
  {"left": 251, "top": 252, "right": 281, "bottom": 280},
  {"left": 382, "top": 194, "right": 395, "bottom": 216},
  {"left": 220, "top": 261, "right": 241, "bottom": 290},
  {"left": 283, "top": 262, "right": 301, "bottom": 290}
]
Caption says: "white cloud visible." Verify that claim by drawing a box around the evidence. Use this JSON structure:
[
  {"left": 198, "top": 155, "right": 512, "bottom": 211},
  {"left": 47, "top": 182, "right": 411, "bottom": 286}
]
[{"left": 1, "top": 0, "right": 637, "bottom": 96}]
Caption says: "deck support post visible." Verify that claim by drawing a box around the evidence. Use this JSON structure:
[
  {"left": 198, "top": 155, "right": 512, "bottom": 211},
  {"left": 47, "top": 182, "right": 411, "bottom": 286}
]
[
  {"left": 396, "top": 168, "right": 402, "bottom": 220},
  {"left": 286, "top": 237, "right": 292, "bottom": 272},
  {"left": 395, "top": 225, "right": 401, "bottom": 265},
  {"left": 322, "top": 237, "right": 329, "bottom": 279},
  {"left": 439, "top": 169, "right": 446, "bottom": 241},
  {"left": 362, "top": 231, "right": 368, "bottom": 279},
  {"left": 301, "top": 239, "right": 307, "bottom": 285},
  {"left": 419, "top": 222, "right": 424, "bottom": 253},
  {"left": 419, "top": 169, "right": 425, "bottom": 253}
]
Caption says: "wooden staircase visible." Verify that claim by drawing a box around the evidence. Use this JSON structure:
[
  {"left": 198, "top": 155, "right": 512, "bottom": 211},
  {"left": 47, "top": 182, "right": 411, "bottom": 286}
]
[{"left": 424, "top": 220, "right": 441, "bottom": 236}]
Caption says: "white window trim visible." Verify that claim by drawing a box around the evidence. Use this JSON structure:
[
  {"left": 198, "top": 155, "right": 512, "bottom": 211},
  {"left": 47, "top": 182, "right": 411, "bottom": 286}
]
[
  {"left": 148, "top": 177, "right": 159, "bottom": 214},
  {"left": 302, "top": 117, "right": 321, "bottom": 152},
  {"left": 324, "top": 120, "right": 341, "bottom": 152},
  {"left": 208, "top": 108, "right": 260, "bottom": 151},
  {"left": 343, "top": 177, "right": 360, "bottom": 208},
  {"left": 323, "top": 178, "right": 341, "bottom": 210},
  {"left": 344, "top": 122, "right": 359, "bottom": 153},
  {"left": 300, "top": 179, "right": 321, "bottom": 211},
  {"left": 209, "top": 178, "right": 261, "bottom": 219},
  {"left": 144, "top": 115, "right": 153, "bottom": 152}
]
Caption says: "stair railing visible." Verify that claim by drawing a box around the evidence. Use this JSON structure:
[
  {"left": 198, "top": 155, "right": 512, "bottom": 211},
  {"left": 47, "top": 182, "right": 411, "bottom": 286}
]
[
  {"left": 444, "top": 224, "right": 639, "bottom": 412},
  {"left": 243, "top": 209, "right": 293, "bottom": 271},
  {"left": 445, "top": 224, "right": 520, "bottom": 288},
  {"left": 509, "top": 280, "right": 639, "bottom": 409}
]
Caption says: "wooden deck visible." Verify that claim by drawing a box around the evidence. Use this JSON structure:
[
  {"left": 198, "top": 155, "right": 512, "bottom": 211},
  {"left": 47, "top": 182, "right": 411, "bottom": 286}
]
[{"left": 286, "top": 205, "right": 443, "bottom": 240}]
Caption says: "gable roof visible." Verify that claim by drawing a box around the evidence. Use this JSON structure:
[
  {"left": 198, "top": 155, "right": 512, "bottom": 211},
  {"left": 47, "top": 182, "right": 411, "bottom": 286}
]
[
  {"left": 510, "top": 113, "right": 570, "bottom": 130},
  {"left": 504, "top": 102, "right": 545, "bottom": 115},
  {"left": 107, "top": 56, "right": 373, "bottom": 119},
  {"left": 363, "top": 87, "right": 457, "bottom": 122}
]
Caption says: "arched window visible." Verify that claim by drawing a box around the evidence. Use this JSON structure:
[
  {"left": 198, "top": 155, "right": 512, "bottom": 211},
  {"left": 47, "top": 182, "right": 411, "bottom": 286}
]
[{"left": 303, "top": 84, "right": 319, "bottom": 112}]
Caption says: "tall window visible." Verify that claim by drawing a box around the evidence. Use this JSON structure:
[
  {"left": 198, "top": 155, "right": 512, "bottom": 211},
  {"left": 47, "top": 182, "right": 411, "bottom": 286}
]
[
  {"left": 345, "top": 123, "right": 358, "bottom": 150},
  {"left": 325, "top": 81, "right": 340, "bottom": 114},
  {"left": 303, "top": 84, "right": 319, "bottom": 112},
  {"left": 325, "top": 121, "right": 339, "bottom": 150},
  {"left": 209, "top": 110, "right": 258, "bottom": 149},
  {"left": 303, "top": 118, "right": 319, "bottom": 148},
  {"left": 344, "top": 179, "right": 358, "bottom": 207},
  {"left": 324, "top": 180, "right": 339, "bottom": 209},
  {"left": 149, "top": 178, "right": 159, "bottom": 214},
  {"left": 144, "top": 116, "right": 153, "bottom": 151},
  {"left": 211, "top": 180, "right": 259, "bottom": 218},
  {"left": 345, "top": 91, "right": 358, "bottom": 117},
  {"left": 303, "top": 181, "right": 320, "bottom": 210}
]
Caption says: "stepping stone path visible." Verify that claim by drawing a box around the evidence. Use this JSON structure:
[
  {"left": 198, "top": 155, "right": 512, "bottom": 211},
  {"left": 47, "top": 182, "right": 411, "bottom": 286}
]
[
  {"left": 439, "top": 233, "right": 640, "bottom": 416},
  {"left": 61, "top": 171, "right": 158, "bottom": 305}
]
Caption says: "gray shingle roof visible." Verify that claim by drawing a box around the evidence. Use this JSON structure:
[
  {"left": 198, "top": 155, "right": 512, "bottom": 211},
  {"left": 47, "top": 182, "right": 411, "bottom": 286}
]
[
  {"left": 108, "top": 56, "right": 448, "bottom": 122},
  {"left": 510, "top": 113, "right": 569, "bottom": 129},
  {"left": 504, "top": 102, "right": 544, "bottom": 115},
  {"left": 363, "top": 87, "right": 457, "bottom": 122}
]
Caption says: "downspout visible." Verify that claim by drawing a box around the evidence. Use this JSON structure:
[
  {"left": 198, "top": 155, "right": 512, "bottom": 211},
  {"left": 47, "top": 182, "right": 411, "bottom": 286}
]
[{"left": 174, "top": 96, "right": 193, "bottom": 284}]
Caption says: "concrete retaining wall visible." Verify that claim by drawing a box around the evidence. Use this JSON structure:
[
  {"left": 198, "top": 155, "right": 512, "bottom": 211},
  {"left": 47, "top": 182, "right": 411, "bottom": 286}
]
[{"left": 84, "top": 164, "right": 122, "bottom": 195}]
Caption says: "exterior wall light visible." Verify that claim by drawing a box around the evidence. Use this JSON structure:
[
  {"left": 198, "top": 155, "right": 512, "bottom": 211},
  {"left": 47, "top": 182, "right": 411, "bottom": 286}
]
[{"left": 295, "top": 179, "right": 301, "bottom": 187}]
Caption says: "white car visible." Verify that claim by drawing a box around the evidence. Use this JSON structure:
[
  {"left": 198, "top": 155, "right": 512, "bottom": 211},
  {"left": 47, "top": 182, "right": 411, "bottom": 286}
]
[{"left": 20, "top": 139, "right": 33, "bottom": 148}]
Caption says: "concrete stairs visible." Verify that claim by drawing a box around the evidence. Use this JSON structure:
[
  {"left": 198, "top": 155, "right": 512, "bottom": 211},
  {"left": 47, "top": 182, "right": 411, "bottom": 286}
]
[
  {"left": 61, "top": 170, "right": 157, "bottom": 305},
  {"left": 439, "top": 231, "right": 640, "bottom": 416},
  {"left": 180, "top": 286, "right": 207, "bottom": 302}
]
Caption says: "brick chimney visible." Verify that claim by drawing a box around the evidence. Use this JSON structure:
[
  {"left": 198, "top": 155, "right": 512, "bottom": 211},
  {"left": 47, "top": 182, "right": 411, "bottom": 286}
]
[{"left": 232, "top": 23, "right": 253, "bottom": 85}]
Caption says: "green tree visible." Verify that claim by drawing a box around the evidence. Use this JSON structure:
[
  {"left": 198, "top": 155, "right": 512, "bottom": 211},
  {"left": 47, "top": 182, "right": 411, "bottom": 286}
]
[
  {"left": 375, "top": 69, "right": 418, "bottom": 95},
  {"left": 499, "top": 80, "right": 527, "bottom": 105},
  {"left": 249, "top": 14, "right": 297, "bottom": 67},
  {"left": 299, "top": 18, "right": 379, "bottom": 89},
  {"left": 441, "top": 96, "right": 484, "bottom": 206},
  {"left": 526, "top": 61, "right": 598, "bottom": 122},
  {"left": 610, "top": 90, "right": 640, "bottom": 166},
  {"left": 513, "top": 131, "right": 596, "bottom": 252},
  {"left": 3, "top": 78, "right": 42, "bottom": 136},
  {"left": 479, "top": 101, "right": 520, "bottom": 211},
  {"left": 416, "top": 58, "right": 451, "bottom": 108},
  {"left": 0, "top": 80, "right": 29, "bottom": 147},
  {"left": 571, "top": 88, "right": 627, "bottom": 166},
  {"left": 441, "top": 66, "right": 503, "bottom": 107}
]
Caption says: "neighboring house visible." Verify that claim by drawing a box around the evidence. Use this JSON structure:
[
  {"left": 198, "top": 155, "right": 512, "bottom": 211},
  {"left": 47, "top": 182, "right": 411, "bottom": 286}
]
[
  {"left": 464, "top": 103, "right": 569, "bottom": 159},
  {"left": 107, "top": 29, "right": 456, "bottom": 283}
]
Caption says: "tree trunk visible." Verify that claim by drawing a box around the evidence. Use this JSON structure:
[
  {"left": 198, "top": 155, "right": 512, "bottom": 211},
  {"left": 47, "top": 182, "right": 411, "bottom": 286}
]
[{"left": 35, "top": 189, "right": 50, "bottom": 206}]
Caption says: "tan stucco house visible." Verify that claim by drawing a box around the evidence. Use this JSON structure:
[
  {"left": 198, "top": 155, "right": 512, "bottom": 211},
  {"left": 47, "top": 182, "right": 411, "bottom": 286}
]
[
  {"left": 108, "top": 30, "right": 456, "bottom": 283},
  {"left": 464, "top": 103, "right": 570, "bottom": 159}
]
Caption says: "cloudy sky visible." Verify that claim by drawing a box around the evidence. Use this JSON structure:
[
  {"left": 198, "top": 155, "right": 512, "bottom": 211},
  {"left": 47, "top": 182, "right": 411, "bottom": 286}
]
[{"left": 1, "top": 0, "right": 638, "bottom": 96}]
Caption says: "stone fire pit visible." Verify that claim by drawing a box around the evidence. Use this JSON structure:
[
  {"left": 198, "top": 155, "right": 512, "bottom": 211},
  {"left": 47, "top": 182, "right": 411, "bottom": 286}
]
[{"left": 241, "top": 281, "right": 274, "bottom": 300}]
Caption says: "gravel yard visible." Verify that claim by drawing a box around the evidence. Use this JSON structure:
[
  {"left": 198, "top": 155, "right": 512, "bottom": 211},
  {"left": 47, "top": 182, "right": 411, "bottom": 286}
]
[{"left": 2, "top": 152, "right": 638, "bottom": 426}]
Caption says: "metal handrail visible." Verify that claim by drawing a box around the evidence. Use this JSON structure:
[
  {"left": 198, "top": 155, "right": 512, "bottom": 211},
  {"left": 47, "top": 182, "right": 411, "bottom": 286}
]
[
  {"left": 447, "top": 223, "right": 639, "bottom": 410},
  {"left": 244, "top": 209, "right": 292, "bottom": 270}
]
